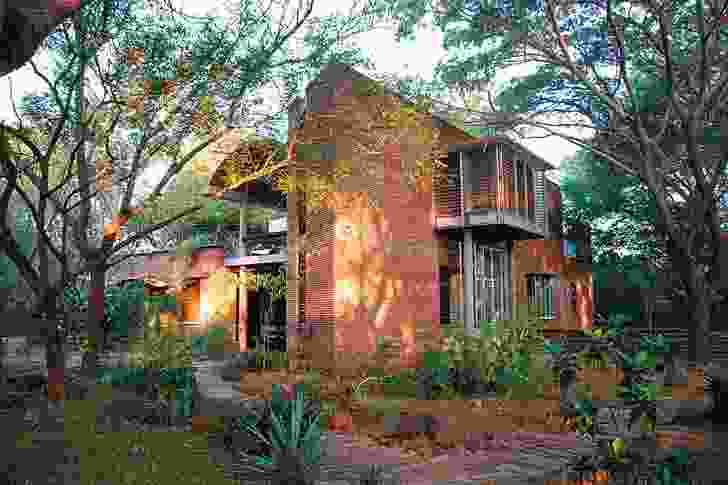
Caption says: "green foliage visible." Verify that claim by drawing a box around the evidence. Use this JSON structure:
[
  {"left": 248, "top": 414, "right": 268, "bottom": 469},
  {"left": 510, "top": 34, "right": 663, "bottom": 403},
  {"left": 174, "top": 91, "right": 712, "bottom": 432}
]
[
  {"left": 128, "top": 331, "right": 193, "bottom": 370},
  {"left": 301, "top": 370, "right": 322, "bottom": 403},
  {"left": 253, "top": 350, "right": 288, "bottom": 370},
  {"left": 190, "top": 334, "right": 208, "bottom": 356},
  {"left": 441, "top": 312, "right": 549, "bottom": 398},
  {"left": 561, "top": 146, "right": 664, "bottom": 323},
  {"left": 360, "top": 398, "right": 402, "bottom": 418},
  {"left": 60, "top": 401, "right": 233, "bottom": 485},
  {"left": 63, "top": 280, "right": 145, "bottom": 338},
  {"left": 556, "top": 325, "right": 676, "bottom": 445},
  {"left": 379, "top": 370, "right": 419, "bottom": 398},
  {"left": 234, "top": 383, "right": 322, "bottom": 472},
  {"left": 128, "top": 297, "right": 192, "bottom": 370},
  {"left": 654, "top": 448, "right": 693, "bottom": 485},
  {"left": 255, "top": 269, "right": 287, "bottom": 303},
  {"left": 117, "top": 303, "right": 197, "bottom": 421},
  {"left": 575, "top": 349, "right": 610, "bottom": 369},
  {"left": 0, "top": 206, "right": 33, "bottom": 290}
]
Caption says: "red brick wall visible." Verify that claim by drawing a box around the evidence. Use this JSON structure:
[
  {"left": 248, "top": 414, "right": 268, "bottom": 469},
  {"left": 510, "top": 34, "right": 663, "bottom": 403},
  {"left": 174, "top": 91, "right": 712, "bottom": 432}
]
[
  {"left": 285, "top": 67, "right": 464, "bottom": 372},
  {"left": 511, "top": 239, "right": 593, "bottom": 336}
]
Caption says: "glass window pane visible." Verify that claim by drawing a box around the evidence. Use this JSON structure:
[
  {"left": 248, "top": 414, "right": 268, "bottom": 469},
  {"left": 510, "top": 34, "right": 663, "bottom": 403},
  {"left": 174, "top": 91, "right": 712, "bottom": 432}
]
[{"left": 544, "top": 286, "right": 551, "bottom": 318}]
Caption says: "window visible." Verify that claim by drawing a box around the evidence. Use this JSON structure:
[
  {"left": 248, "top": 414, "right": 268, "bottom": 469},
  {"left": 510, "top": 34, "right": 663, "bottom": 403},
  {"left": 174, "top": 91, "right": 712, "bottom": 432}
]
[
  {"left": 512, "top": 157, "right": 536, "bottom": 221},
  {"left": 527, "top": 273, "right": 557, "bottom": 319},
  {"left": 474, "top": 242, "right": 511, "bottom": 325}
]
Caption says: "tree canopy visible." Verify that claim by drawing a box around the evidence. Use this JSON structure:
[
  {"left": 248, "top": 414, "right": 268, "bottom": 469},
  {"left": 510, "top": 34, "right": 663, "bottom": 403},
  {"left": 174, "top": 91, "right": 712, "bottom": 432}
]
[{"left": 376, "top": 0, "right": 728, "bottom": 363}]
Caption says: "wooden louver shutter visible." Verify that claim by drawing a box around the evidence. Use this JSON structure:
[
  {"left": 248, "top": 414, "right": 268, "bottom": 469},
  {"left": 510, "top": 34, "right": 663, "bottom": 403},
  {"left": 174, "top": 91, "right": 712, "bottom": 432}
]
[
  {"left": 535, "top": 170, "right": 546, "bottom": 228},
  {"left": 434, "top": 152, "right": 461, "bottom": 220},
  {"left": 500, "top": 158, "right": 513, "bottom": 210}
]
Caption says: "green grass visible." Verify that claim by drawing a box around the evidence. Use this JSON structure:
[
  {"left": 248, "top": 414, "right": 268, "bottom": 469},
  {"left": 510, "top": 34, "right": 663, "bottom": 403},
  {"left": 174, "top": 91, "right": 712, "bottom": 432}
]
[{"left": 20, "top": 399, "right": 237, "bottom": 485}]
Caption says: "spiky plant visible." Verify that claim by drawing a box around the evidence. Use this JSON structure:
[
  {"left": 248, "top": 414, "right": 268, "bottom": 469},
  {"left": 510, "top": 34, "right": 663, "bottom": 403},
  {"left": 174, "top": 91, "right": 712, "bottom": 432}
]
[
  {"left": 268, "top": 446, "right": 320, "bottom": 485},
  {"left": 235, "top": 383, "right": 323, "bottom": 485},
  {"left": 236, "top": 383, "right": 321, "bottom": 459},
  {"left": 357, "top": 464, "right": 392, "bottom": 485}
]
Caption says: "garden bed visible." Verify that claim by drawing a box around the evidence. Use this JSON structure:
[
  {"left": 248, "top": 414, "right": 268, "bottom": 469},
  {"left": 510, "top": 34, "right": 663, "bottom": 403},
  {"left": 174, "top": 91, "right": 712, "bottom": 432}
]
[{"left": 223, "top": 366, "right": 580, "bottom": 467}]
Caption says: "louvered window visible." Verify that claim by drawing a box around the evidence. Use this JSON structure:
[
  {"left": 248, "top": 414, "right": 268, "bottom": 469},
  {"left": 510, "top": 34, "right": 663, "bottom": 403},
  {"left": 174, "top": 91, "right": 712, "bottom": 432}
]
[
  {"left": 535, "top": 170, "right": 546, "bottom": 227},
  {"left": 434, "top": 153, "right": 461, "bottom": 222},
  {"left": 527, "top": 167, "right": 535, "bottom": 221},
  {"left": 527, "top": 273, "right": 556, "bottom": 320}
]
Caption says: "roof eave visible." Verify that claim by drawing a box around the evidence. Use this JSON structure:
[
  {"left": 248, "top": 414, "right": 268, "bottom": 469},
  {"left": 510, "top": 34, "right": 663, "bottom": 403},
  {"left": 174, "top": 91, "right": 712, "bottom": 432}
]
[{"left": 446, "top": 137, "right": 556, "bottom": 171}]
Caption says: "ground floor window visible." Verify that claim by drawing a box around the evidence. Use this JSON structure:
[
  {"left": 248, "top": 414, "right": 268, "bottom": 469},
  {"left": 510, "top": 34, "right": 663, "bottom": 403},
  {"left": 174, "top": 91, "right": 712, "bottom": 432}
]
[
  {"left": 527, "top": 273, "right": 557, "bottom": 319},
  {"left": 474, "top": 241, "right": 511, "bottom": 326}
]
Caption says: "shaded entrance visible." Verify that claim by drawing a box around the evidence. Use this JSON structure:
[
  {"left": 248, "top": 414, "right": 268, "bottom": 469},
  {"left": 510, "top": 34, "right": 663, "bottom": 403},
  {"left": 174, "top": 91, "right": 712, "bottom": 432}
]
[
  {"left": 247, "top": 288, "right": 286, "bottom": 352},
  {"left": 238, "top": 263, "right": 287, "bottom": 352}
]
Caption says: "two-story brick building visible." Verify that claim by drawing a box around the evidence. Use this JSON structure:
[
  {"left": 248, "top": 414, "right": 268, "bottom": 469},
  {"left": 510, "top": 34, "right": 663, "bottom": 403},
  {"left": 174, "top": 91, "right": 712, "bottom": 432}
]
[
  {"left": 122, "top": 64, "right": 593, "bottom": 372},
  {"left": 280, "top": 64, "right": 592, "bottom": 372}
]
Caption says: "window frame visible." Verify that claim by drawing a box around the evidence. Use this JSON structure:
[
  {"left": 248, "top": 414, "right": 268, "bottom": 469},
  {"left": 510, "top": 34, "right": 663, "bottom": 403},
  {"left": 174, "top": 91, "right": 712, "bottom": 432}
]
[{"left": 526, "top": 273, "right": 557, "bottom": 320}]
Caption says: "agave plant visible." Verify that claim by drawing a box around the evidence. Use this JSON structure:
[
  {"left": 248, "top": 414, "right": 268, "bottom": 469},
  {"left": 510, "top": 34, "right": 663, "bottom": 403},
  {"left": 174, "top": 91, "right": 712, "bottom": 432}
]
[
  {"left": 356, "top": 464, "right": 393, "bottom": 485},
  {"left": 234, "top": 383, "right": 323, "bottom": 480},
  {"left": 269, "top": 446, "right": 320, "bottom": 485}
]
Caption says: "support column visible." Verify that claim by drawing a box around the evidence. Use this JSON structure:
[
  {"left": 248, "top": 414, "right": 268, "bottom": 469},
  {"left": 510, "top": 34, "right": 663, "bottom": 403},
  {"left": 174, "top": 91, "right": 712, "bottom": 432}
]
[
  {"left": 463, "top": 229, "right": 476, "bottom": 338},
  {"left": 239, "top": 187, "right": 247, "bottom": 257},
  {"left": 237, "top": 276, "right": 248, "bottom": 352}
]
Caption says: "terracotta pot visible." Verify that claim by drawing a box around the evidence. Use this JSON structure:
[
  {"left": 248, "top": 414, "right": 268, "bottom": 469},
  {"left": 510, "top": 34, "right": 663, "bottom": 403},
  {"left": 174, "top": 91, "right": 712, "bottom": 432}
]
[
  {"left": 47, "top": 383, "right": 64, "bottom": 402},
  {"left": 328, "top": 413, "right": 354, "bottom": 432},
  {"left": 656, "top": 430, "right": 705, "bottom": 450},
  {"left": 191, "top": 416, "right": 210, "bottom": 433},
  {"left": 591, "top": 470, "right": 609, "bottom": 483}
]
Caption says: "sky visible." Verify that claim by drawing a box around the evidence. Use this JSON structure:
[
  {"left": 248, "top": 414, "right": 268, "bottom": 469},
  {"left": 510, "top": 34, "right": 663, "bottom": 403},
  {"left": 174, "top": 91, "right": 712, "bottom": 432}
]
[{"left": 0, "top": 0, "right": 588, "bottom": 191}]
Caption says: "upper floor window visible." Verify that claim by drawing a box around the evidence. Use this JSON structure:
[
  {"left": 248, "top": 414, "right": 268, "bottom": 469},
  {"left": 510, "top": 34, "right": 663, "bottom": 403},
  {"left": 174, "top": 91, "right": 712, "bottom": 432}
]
[
  {"left": 513, "top": 158, "right": 535, "bottom": 221},
  {"left": 527, "top": 273, "right": 556, "bottom": 320}
]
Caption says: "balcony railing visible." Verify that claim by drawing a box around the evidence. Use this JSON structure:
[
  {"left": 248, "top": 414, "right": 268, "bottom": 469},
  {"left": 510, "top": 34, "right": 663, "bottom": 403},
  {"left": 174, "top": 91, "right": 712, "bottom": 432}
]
[{"left": 122, "top": 222, "right": 287, "bottom": 259}]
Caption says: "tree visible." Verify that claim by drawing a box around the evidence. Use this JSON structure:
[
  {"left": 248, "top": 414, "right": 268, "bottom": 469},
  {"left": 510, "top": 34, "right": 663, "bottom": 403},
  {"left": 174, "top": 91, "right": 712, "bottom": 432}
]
[
  {"left": 0, "top": 200, "right": 34, "bottom": 311},
  {"left": 0, "top": 0, "right": 82, "bottom": 78},
  {"left": 0, "top": 0, "right": 142, "bottom": 381},
  {"left": 560, "top": 146, "right": 671, "bottom": 327},
  {"left": 378, "top": 0, "right": 728, "bottom": 366},
  {"left": 1, "top": 0, "right": 390, "bottom": 380}
]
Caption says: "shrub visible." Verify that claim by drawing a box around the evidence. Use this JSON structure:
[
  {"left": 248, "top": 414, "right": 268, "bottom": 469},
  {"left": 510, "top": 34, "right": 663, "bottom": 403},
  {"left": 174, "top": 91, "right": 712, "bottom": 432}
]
[
  {"left": 441, "top": 311, "right": 549, "bottom": 398},
  {"left": 232, "top": 383, "right": 322, "bottom": 483},
  {"left": 380, "top": 369, "right": 418, "bottom": 398},
  {"left": 62, "top": 280, "right": 145, "bottom": 341},
  {"left": 122, "top": 320, "right": 196, "bottom": 424}
]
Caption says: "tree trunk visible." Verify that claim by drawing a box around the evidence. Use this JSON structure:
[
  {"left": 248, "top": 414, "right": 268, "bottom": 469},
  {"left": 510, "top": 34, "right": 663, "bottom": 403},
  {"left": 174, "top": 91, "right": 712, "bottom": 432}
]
[
  {"left": 82, "top": 261, "right": 106, "bottom": 379},
  {"left": 686, "top": 274, "right": 713, "bottom": 367},
  {"left": 0, "top": 0, "right": 82, "bottom": 78},
  {"left": 41, "top": 288, "right": 66, "bottom": 393}
]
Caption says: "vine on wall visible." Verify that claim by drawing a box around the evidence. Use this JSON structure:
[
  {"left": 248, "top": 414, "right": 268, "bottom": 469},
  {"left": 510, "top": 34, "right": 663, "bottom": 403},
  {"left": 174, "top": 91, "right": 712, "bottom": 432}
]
[{"left": 255, "top": 268, "right": 287, "bottom": 302}]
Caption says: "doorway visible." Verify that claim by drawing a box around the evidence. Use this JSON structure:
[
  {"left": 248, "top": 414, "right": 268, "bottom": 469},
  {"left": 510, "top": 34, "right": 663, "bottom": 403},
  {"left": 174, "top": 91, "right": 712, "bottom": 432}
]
[{"left": 246, "top": 287, "right": 286, "bottom": 352}]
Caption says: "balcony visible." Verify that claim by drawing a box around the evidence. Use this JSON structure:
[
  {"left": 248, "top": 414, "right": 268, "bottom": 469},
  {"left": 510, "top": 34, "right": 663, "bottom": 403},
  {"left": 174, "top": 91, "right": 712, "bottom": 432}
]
[
  {"left": 122, "top": 220, "right": 287, "bottom": 260},
  {"left": 434, "top": 138, "right": 557, "bottom": 239}
]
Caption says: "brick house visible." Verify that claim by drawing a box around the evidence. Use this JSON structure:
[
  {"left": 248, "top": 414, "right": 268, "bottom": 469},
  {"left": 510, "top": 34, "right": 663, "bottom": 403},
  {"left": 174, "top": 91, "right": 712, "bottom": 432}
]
[
  {"left": 120, "top": 64, "right": 593, "bottom": 371},
  {"left": 281, "top": 64, "right": 592, "bottom": 372}
]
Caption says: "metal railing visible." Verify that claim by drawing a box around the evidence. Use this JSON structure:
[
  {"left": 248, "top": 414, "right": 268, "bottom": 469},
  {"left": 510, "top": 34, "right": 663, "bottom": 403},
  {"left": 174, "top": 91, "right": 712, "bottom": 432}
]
[{"left": 121, "top": 223, "right": 286, "bottom": 258}]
